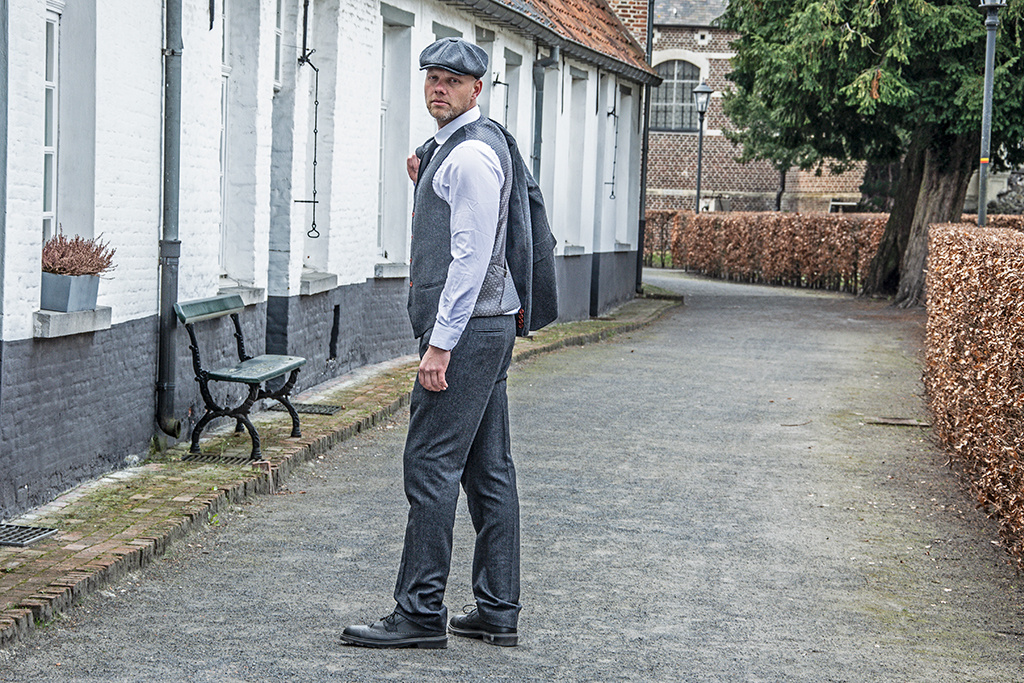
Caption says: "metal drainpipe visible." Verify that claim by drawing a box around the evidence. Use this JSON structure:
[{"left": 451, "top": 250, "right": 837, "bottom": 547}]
[
  {"left": 635, "top": 0, "right": 655, "bottom": 294},
  {"left": 531, "top": 46, "right": 559, "bottom": 180},
  {"left": 156, "top": 0, "right": 183, "bottom": 438}
]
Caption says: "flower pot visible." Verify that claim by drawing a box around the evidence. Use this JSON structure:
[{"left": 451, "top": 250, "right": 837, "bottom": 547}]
[{"left": 40, "top": 272, "right": 100, "bottom": 312}]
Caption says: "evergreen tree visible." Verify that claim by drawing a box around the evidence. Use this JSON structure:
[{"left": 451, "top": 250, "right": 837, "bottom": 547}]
[{"left": 723, "top": 0, "right": 1024, "bottom": 306}]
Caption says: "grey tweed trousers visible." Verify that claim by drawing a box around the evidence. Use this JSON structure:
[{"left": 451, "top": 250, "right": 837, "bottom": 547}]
[{"left": 394, "top": 314, "right": 521, "bottom": 632}]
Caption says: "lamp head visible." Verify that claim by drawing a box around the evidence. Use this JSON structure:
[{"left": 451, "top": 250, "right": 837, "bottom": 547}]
[
  {"left": 980, "top": 0, "right": 1006, "bottom": 8},
  {"left": 692, "top": 82, "right": 713, "bottom": 115}
]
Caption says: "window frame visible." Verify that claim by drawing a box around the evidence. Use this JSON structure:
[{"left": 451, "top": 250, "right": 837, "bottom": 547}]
[
  {"left": 43, "top": 8, "right": 61, "bottom": 243},
  {"left": 650, "top": 59, "right": 701, "bottom": 133},
  {"left": 274, "top": 0, "right": 284, "bottom": 89},
  {"left": 376, "top": 6, "right": 414, "bottom": 269},
  {"left": 219, "top": 0, "right": 231, "bottom": 272}
]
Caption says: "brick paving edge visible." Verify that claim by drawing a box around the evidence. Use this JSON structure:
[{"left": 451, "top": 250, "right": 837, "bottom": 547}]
[{"left": 0, "top": 298, "right": 681, "bottom": 649}]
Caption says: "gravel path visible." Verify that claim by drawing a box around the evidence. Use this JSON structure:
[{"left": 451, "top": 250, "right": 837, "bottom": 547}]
[{"left": 2, "top": 272, "right": 1022, "bottom": 682}]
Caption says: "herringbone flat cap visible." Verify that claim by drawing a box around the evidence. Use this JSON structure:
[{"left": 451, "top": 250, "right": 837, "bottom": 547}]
[{"left": 419, "top": 38, "right": 488, "bottom": 78}]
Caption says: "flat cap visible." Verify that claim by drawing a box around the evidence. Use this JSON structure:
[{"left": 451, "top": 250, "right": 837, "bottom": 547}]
[{"left": 419, "top": 38, "right": 488, "bottom": 79}]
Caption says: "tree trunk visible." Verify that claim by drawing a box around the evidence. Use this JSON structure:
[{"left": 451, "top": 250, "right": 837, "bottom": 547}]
[
  {"left": 862, "top": 130, "right": 929, "bottom": 297},
  {"left": 893, "top": 131, "right": 976, "bottom": 308},
  {"left": 862, "top": 127, "right": 976, "bottom": 306},
  {"left": 775, "top": 167, "right": 787, "bottom": 211}
]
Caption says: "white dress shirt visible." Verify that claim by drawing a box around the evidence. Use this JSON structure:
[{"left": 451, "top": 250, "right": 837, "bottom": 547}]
[{"left": 428, "top": 106, "right": 515, "bottom": 351}]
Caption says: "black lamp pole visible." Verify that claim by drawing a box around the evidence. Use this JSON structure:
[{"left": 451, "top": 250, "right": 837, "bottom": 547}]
[
  {"left": 978, "top": 0, "right": 1005, "bottom": 227},
  {"left": 692, "top": 82, "right": 713, "bottom": 213}
]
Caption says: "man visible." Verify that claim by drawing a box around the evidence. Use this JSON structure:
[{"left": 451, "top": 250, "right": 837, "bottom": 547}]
[{"left": 341, "top": 37, "right": 526, "bottom": 649}]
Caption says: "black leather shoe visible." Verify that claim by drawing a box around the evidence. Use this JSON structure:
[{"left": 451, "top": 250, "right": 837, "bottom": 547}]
[
  {"left": 340, "top": 612, "right": 448, "bottom": 649},
  {"left": 448, "top": 608, "right": 518, "bottom": 647}
]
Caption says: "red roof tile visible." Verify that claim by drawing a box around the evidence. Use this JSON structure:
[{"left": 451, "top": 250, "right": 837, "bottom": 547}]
[{"left": 454, "top": 0, "right": 658, "bottom": 83}]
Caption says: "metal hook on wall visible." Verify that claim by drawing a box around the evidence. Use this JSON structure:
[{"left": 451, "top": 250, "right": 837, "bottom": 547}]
[
  {"left": 606, "top": 106, "right": 619, "bottom": 200},
  {"left": 294, "top": 0, "right": 320, "bottom": 239}
]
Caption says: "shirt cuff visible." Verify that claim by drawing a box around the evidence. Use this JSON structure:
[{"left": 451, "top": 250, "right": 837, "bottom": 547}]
[{"left": 428, "top": 322, "right": 462, "bottom": 351}]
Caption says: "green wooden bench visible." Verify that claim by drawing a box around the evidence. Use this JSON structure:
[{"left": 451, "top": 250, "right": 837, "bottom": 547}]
[{"left": 174, "top": 295, "right": 306, "bottom": 460}]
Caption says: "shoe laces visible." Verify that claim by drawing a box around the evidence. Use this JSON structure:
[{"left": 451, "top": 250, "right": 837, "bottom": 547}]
[{"left": 381, "top": 612, "right": 403, "bottom": 632}]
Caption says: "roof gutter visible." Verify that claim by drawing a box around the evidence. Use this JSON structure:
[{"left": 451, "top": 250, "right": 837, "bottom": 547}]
[{"left": 447, "top": 0, "right": 661, "bottom": 86}]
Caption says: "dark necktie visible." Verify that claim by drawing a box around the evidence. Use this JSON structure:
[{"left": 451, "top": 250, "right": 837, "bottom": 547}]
[{"left": 416, "top": 139, "right": 439, "bottom": 189}]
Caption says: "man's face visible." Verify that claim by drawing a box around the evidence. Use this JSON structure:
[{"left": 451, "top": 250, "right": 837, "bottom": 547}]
[{"left": 424, "top": 67, "right": 482, "bottom": 126}]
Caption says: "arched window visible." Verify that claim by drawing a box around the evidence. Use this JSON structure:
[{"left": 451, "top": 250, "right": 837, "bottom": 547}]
[{"left": 651, "top": 60, "right": 700, "bottom": 131}]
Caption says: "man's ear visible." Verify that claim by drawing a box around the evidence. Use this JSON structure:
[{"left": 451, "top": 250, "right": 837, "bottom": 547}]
[{"left": 472, "top": 78, "right": 483, "bottom": 100}]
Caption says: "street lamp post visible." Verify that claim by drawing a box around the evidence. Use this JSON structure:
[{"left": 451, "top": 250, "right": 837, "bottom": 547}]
[
  {"left": 692, "top": 82, "right": 713, "bottom": 214},
  {"left": 978, "top": 0, "right": 1005, "bottom": 227}
]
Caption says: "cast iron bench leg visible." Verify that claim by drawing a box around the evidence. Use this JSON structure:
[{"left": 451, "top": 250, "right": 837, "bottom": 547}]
[
  {"left": 260, "top": 369, "right": 303, "bottom": 438},
  {"left": 232, "top": 385, "right": 262, "bottom": 459},
  {"left": 234, "top": 413, "right": 261, "bottom": 460},
  {"left": 190, "top": 411, "right": 218, "bottom": 454},
  {"left": 190, "top": 384, "right": 261, "bottom": 457}
]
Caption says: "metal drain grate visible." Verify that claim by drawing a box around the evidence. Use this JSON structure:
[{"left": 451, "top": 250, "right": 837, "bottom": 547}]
[
  {"left": 0, "top": 524, "right": 58, "bottom": 547},
  {"left": 269, "top": 402, "right": 343, "bottom": 415},
  {"left": 181, "top": 452, "right": 255, "bottom": 466}
]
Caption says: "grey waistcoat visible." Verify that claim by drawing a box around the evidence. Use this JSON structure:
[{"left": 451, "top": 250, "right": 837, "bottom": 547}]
[{"left": 407, "top": 117, "right": 521, "bottom": 340}]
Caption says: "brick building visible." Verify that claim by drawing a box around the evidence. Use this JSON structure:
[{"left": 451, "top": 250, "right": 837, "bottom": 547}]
[
  {"left": 612, "top": 0, "right": 864, "bottom": 213},
  {"left": 0, "top": 0, "right": 657, "bottom": 520}
]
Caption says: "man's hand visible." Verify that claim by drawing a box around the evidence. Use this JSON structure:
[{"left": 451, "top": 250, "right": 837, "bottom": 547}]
[
  {"left": 407, "top": 154, "right": 420, "bottom": 183},
  {"left": 418, "top": 344, "right": 450, "bottom": 392}
]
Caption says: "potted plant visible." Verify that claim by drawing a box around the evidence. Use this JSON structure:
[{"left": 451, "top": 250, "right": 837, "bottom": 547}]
[{"left": 40, "top": 231, "right": 116, "bottom": 312}]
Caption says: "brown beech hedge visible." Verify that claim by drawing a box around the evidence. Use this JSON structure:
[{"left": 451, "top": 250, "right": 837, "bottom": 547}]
[
  {"left": 958, "top": 214, "right": 1024, "bottom": 231},
  {"left": 926, "top": 223, "right": 1024, "bottom": 567},
  {"left": 649, "top": 211, "right": 887, "bottom": 293}
]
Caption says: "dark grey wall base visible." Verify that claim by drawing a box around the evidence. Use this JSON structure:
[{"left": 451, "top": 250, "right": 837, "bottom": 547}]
[
  {"left": 555, "top": 254, "right": 594, "bottom": 323},
  {"left": 591, "top": 250, "right": 637, "bottom": 316},
  {"left": 0, "top": 316, "right": 158, "bottom": 520},
  {"left": 555, "top": 251, "right": 636, "bottom": 323},
  {"left": 267, "top": 277, "right": 416, "bottom": 393}
]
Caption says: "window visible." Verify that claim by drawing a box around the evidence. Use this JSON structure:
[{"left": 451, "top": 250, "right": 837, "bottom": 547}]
[
  {"left": 219, "top": 0, "right": 230, "bottom": 271},
  {"left": 378, "top": 26, "right": 392, "bottom": 257},
  {"left": 566, "top": 67, "right": 588, "bottom": 247},
  {"left": 500, "top": 49, "right": 521, "bottom": 134},
  {"left": 432, "top": 22, "right": 461, "bottom": 40},
  {"left": 43, "top": 10, "right": 60, "bottom": 243},
  {"left": 274, "top": 0, "right": 284, "bottom": 88},
  {"left": 615, "top": 85, "right": 635, "bottom": 245},
  {"left": 651, "top": 60, "right": 700, "bottom": 132},
  {"left": 474, "top": 27, "right": 494, "bottom": 118},
  {"left": 378, "top": 4, "right": 414, "bottom": 266}
]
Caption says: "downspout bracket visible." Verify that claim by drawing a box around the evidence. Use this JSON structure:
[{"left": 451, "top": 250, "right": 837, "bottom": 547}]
[{"left": 159, "top": 239, "right": 181, "bottom": 261}]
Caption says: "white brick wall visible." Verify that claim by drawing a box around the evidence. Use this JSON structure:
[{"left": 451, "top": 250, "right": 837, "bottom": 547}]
[
  {"left": 177, "top": 0, "right": 225, "bottom": 302},
  {"left": 4, "top": 0, "right": 48, "bottom": 341},
  {"left": 94, "top": 0, "right": 163, "bottom": 323},
  {"left": 541, "top": 60, "right": 639, "bottom": 256},
  {"left": 330, "top": 0, "right": 384, "bottom": 286},
  {"left": 267, "top": 0, "right": 306, "bottom": 298},
  {"left": 2, "top": 0, "right": 645, "bottom": 341},
  {"left": 221, "top": 0, "right": 276, "bottom": 292}
]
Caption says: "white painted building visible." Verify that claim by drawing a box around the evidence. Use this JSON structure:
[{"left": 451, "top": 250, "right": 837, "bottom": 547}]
[{"left": 0, "top": 0, "right": 657, "bottom": 519}]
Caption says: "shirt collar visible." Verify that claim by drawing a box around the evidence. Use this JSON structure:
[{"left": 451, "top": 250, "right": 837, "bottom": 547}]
[{"left": 434, "top": 106, "right": 481, "bottom": 146}]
